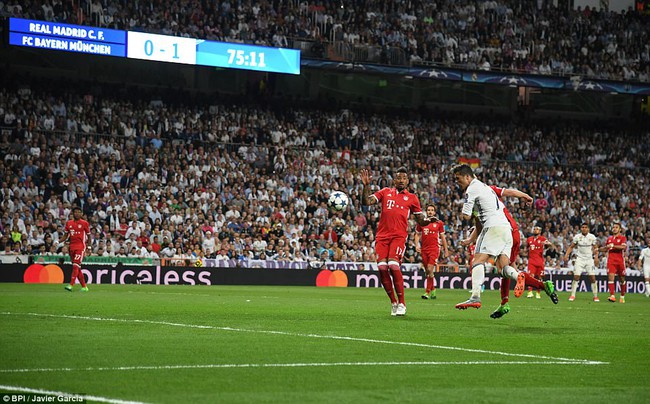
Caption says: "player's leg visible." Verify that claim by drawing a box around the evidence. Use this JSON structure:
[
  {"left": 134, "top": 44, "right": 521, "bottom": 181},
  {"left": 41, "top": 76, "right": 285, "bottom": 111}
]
[
  {"left": 644, "top": 267, "right": 650, "bottom": 297},
  {"left": 427, "top": 251, "right": 439, "bottom": 299},
  {"left": 76, "top": 250, "right": 87, "bottom": 290},
  {"left": 569, "top": 274, "right": 580, "bottom": 301},
  {"left": 375, "top": 240, "right": 397, "bottom": 311},
  {"left": 421, "top": 252, "right": 433, "bottom": 299},
  {"left": 65, "top": 250, "right": 80, "bottom": 291},
  {"left": 458, "top": 228, "right": 502, "bottom": 310},
  {"left": 619, "top": 266, "right": 626, "bottom": 303},
  {"left": 490, "top": 254, "right": 513, "bottom": 319},
  {"left": 607, "top": 264, "right": 617, "bottom": 302},
  {"left": 588, "top": 274, "right": 599, "bottom": 301},
  {"left": 570, "top": 261, "right": 584, "bottom": 301},
  {"left": 388, "top": 238, "right": 407, "bottom": 313}
]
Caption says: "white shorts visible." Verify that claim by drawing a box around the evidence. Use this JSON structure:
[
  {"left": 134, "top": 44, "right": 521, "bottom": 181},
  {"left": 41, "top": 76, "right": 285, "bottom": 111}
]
[
  {"left": 476, "top": 226, "right": 512, "bottom": 260},
  {"left": 644, "top": 266, "right": 650, "bottom": 279},
  {"left": 573, "top": 258, "right": 595, "bottom": 276}
]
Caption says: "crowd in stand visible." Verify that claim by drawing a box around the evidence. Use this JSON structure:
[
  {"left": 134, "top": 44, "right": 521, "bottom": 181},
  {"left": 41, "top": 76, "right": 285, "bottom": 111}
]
[
  {"left": 2, "top": 0, "right": 649, "bottom": 81},
  {"left": 1, "top": 83, "right": 649, "bottom": 271}
]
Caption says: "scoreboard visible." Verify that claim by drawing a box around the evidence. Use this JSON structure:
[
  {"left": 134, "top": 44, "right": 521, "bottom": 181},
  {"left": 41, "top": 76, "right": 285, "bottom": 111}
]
[{"left": 8, "top": 18, "right": 301, "bottom": 75}]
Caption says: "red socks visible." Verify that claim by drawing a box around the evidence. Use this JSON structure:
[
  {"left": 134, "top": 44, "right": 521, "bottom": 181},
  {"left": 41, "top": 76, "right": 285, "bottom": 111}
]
[
  {"left": 524, "top": 273, "right": 544, "bottom": 290},
  {"left": 70, "top": 267, "right": 78, "bottom": 286},
  {"left": 500, "top": 278, "right": 510, "bottom": 305},
  {"left": 389, "top": 263, "right": 405, "bottom": 304},
  {"left": 426, "top": 277, "right": 435, "bottom": 294},
  {"left": 378, "top": 265, "right": 396, "bottom": 304}
]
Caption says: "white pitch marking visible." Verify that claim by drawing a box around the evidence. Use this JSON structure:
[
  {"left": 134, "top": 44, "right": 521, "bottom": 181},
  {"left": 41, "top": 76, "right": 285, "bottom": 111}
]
[
  {"left": 0, "top": 312, "right": 607, "bottom": 365},
  {"left": 0, "top": 384, "right": 148, "bottom": 404},
  {"left": 0, "top": 360, "right": 604, "bottom": 374}
]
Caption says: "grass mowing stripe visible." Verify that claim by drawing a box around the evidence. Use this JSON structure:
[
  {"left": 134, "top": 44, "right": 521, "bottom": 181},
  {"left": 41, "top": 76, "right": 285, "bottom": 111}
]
[
  {"left": 0, "top": 384, "right": 148, "bottom": 404},
  {"left": 1, "top": 311, "right": 607, "bottom": 365},
  {"left": 0, "top": 360, "right": 605, "bottom": 374}
]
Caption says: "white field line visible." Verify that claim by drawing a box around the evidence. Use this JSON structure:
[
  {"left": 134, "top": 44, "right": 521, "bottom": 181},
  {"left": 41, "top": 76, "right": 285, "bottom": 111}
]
[
  {"left": 0, "top": 312, "right": 608, "bottom": 365},
  {"left": 0, "top": 360, "right": 604, "bottom": 374},
  {"left": 0, "top": 384, "right": 148, "bottom": 404}
]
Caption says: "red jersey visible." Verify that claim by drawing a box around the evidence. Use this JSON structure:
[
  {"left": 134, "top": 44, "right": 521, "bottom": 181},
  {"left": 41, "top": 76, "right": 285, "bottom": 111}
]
[
  {"left": 490, "top": 186, "right": 518, "bottom": 231},
  {"left": 527, "top": 235, "right": 547, "bottom": 266},
  {"left": 373, "top": 187, "right": 422, "bottom": 239},
  {"left": 416, "top": 221, "right": 445, "bottom": 252},
  {"left": 606, "top": 235, "right": 627, "bottom": 263},
  {"left": 65, "top": 219, "right": 90, "bottom": 250}
]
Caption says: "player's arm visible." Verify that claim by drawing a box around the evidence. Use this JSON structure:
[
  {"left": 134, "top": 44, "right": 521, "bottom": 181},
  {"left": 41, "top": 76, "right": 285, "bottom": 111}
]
[
  {"left": 359, "top": 169, "right": 378, "bottom": 206},
  {"left": 563, "top": 242, "right": 575, "bottom": 262},
  {"left": 500, "top": 188, "right": 534, "bottom": 206},
  {"left": 440, "top": 232, "right": 449, "bottom": 258},
  {"left": 460, "top": 226, "right": 478, "bottom": 247},
  {"left": 412, "top": 211, "right": 433, "bottom": 227},
  {"left": 637, "top": 254, "right": 643, "bottom": 271},
  {"left": 544, "top": 239, "right": 556, "bottom": 250},
  {"left": 414, "top": 231, "right": 421, "bottom": 253},
  {"left": 460, "top": 191, "right": 475, "bottom": 221},
  {"left": 592, "top": 244, "right": 599, "bottom": 266}
]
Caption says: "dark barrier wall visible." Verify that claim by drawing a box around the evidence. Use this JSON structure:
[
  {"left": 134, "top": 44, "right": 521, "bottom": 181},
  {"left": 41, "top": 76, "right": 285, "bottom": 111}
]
[{"left": 1, "top": 264, "right": 647, "bottom": 294}]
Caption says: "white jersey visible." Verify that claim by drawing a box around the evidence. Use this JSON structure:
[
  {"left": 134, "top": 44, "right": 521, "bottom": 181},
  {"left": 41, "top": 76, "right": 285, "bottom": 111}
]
[
  {"left": 571, "top": 232, "right": 598, "bottom": 260},
  {"left": 462, "top": 178, "right": 510, "bottom": 228},
  {"left": 640, "top": 247, "right": 650, "bottom": 271}
]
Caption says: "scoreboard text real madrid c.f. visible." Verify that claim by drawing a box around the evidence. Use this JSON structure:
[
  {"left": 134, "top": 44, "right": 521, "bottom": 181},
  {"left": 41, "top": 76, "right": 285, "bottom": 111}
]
[{"left": 8, "top": 17, "right": 301, "bottom": 75}]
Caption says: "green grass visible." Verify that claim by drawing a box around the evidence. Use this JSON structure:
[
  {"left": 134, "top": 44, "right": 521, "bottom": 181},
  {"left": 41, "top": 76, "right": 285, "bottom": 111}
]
[{"left": 1, "top": 284, "right": 649, "bottom": 404}]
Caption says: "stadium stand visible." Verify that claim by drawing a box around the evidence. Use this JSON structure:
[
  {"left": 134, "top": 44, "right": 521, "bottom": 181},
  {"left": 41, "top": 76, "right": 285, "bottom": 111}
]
[{"left": 3, "top": 0, "right": 649, "bottom": 81}]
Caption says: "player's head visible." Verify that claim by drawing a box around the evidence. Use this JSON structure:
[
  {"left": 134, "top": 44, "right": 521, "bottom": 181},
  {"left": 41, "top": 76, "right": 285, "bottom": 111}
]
[
  {"left": 72, "top": 206, "right": 82, "bottom": 220},
  {"left": 533, "top": 225, "right": 542, "bottom": 235},
  {"left": 611, "top": 222, "right": 621, "bottom": 234},
  {"left": 425, "top": 204, "right": 437, "bottom": 218},
  {"left": 580, "top": 223, "right": 589, "bottom": 235},
  {"left": 393, "top": 167, "right": 409, "bottom": 191},
  {"left": 451, "top": 164, "right": 475, "bottom": 190}
]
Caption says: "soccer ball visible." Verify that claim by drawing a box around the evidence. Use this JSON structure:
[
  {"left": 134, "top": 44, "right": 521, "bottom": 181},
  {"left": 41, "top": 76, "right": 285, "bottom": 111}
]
[{"left": 328, "top": 191, "right": 349, "bottom": 211}]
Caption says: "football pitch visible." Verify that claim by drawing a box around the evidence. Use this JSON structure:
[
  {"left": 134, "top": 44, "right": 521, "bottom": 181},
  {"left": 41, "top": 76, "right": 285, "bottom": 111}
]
[{"left": 1, "top": 284, "right": 649, "bottom": 404}]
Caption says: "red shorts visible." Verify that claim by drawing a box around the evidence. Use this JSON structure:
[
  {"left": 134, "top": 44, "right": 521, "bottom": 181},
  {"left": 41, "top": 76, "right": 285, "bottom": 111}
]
[
  {"left": 527, "top": 262, "right": 545, "bottom": 277},
  {"left": 69, "top": 248, "right": 86, "bottom": 267},
  {"left": 422, "top": 249, "right": 440, "bottom": 268},
  {"left": 607, "top": 260, "right": 626, "bottom": 276},
  {"left": 510, "top": 231, "right": 521, "bottom": 265},
  {"left": 375, "top": 236, "right": 407, "bottom": 263}
]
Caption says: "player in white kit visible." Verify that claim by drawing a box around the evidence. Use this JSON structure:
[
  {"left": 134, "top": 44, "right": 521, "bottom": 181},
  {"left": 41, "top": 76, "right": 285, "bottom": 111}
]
[
  {"left": 563, "top": 223, "right": 600, "bottom": 302},
  {"left": 451, "top": 164, "right": 556, "bottom": 310},
  {"left": 638, "top": 240, "right": 650, "bottom": 297}
]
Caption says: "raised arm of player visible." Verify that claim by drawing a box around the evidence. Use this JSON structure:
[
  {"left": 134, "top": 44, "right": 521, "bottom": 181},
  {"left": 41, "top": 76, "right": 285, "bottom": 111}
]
[
  {"left": 360, "top": 169, "right": 378, "bottom": 206},
  {"left": 500, "top": 188, "right": 534, "bottom": 207}
]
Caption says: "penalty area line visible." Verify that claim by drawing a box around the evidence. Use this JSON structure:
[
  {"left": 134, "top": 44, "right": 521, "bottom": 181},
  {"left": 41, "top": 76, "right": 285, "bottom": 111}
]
[
  {"left": 0, "top": 311, "right": 608, "bottom": 365},
  {"left": 0, "top": 384, "right": 148, "bottom": 404},
  {"left": 0, "top": 360, "right": 605, "bottom": 374}
]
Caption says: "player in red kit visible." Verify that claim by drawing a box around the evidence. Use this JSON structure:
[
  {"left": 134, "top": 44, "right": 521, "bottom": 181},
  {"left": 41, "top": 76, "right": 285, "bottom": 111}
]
[
  {"left": 360, "top": 167, "right": 434, "bottom": 316},
  {"left": 59, "top": 206, "right": 91, "bottom": 292},
  {"left": 599, "top": 222, "right": 628, "bottom": 303},
  {"left": 525, "top": 226, "right": 556, "bottom": 299},
  {"left": 415, "top": 205, "right": 448, "bottom": 300}
]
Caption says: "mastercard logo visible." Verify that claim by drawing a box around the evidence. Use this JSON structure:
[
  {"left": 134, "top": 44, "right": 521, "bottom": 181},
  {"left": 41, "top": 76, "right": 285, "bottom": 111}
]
[
  {"left": 316, "top": 269, "right": 348, "bottom": 287},
  {"left": 24, "top": 264, "right": 64, "bottom": 284}
]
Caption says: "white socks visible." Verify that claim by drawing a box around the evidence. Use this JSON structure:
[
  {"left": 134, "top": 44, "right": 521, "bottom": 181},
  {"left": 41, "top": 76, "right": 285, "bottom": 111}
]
[
  {"left": 471, "top": 264, "right": 485, "bottom": 298},
  {"left": 502, "top": 265, "right": 519, "bottom": 281}
]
